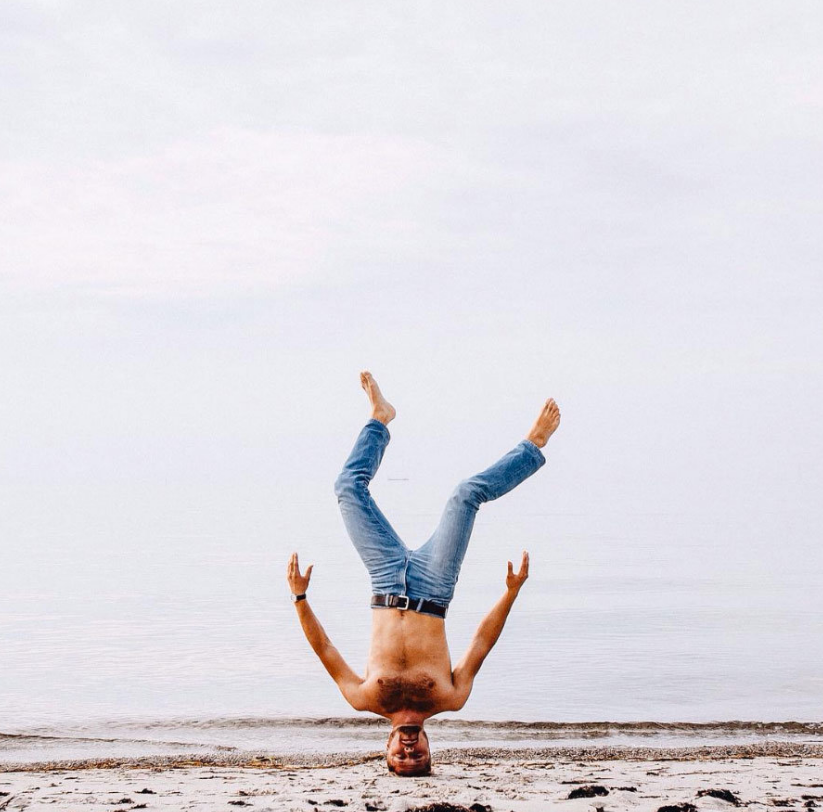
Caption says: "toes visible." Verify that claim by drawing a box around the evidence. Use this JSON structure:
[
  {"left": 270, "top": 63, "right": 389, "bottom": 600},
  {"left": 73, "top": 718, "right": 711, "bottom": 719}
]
[{"left": 540, "top": 398, "right": 560, "bottom": 428}]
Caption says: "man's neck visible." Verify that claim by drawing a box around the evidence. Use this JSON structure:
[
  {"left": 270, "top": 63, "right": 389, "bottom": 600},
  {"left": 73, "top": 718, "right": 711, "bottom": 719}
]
[{"left": 388, "top": 709, "right": 427, "bottom": 728}]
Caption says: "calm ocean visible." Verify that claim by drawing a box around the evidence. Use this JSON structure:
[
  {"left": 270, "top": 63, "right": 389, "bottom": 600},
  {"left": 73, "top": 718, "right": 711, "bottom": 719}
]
[{"left": 2, "top": 506, "right": 821, "bottom": 763}]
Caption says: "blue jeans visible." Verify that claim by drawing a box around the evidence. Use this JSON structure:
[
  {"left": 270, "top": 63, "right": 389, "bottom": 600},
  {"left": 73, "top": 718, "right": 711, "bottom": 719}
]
[{"left": 334, "top": 419, "right": 546, "bottom": 616}]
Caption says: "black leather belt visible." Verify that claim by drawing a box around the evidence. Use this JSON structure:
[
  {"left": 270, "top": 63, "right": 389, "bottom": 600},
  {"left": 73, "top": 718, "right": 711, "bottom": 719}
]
[{"left": 371, "top": 593, "right": 448, "bottom": 618}]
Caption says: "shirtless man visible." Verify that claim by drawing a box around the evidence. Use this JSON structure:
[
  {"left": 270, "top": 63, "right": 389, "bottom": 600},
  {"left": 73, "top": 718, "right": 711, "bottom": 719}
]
[{"left": 287, "top": 371, "right": 560, "bottom": 776}]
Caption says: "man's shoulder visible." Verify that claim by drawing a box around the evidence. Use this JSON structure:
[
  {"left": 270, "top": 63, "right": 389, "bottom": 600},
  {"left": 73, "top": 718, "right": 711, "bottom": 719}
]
[{"left": 447, "top": 665, "right": 474, "bottom": 709}]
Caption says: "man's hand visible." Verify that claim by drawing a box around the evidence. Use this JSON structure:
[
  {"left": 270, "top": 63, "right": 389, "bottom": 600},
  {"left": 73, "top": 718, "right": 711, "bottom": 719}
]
[
  {"left": 506, "top": 551, "right": 529, "bottom": 593},
  {"left": 287, "top": 552, "right": 314, "bottom": 595}
]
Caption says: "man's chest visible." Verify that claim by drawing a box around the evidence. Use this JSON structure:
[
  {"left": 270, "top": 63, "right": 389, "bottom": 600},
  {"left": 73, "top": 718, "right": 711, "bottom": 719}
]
[{"left": 362, "top": 671, "right": 456, "bottom": 715}]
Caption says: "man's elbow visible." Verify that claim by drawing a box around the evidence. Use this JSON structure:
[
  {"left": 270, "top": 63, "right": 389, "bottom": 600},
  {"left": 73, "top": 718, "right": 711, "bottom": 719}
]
[{"left": 472, "top": 633, "right": 496, "bottom": 658}]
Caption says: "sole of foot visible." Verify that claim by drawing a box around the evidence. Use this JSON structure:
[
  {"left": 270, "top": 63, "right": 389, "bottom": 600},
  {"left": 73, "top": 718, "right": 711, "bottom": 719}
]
[
  {"left": 360, "top": 370, "right": 396, "bottom": 425},
  {"left": 526, "top": 398, "right": 560, "bottom": 448}
]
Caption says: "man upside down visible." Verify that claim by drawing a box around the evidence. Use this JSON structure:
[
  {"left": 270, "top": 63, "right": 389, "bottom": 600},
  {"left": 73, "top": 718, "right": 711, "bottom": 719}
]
[{"left": 287, "top": 371, "right": 561, "bottom": 776}]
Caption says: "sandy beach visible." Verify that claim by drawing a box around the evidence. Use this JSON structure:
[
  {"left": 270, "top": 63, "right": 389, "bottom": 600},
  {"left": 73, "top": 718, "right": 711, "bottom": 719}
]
[{"left": 3, "top": 744, "right": 823, "bottom": 811}]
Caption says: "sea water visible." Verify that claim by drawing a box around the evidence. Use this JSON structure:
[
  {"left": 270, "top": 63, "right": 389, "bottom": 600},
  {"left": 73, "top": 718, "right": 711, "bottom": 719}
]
[{"left": 1, "top": 505, "right": 821, "bottom": 763}]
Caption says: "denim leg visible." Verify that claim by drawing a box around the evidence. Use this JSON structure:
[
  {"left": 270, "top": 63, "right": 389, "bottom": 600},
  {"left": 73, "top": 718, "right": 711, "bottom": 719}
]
[
  {"left": 407, "top": 440, "right": 546, "bottom": 604},
  {"left": 334, "top": 419, "right": 408, "bottom": 594}
]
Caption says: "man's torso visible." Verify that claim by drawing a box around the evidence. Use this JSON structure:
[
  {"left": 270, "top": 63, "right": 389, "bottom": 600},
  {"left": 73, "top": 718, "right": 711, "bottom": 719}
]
[{"left": 359, "top": 609, "right": 459, "bottom": 716}]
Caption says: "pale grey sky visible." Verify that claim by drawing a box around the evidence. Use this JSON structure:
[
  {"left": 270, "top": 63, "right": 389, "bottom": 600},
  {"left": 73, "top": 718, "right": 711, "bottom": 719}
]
[{"left": 1, "top": 1, "right": 821, "bottom": 595}]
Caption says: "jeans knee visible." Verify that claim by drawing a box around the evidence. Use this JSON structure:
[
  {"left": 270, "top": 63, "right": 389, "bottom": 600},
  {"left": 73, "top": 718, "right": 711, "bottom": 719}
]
[
  {"left": 334, "top": 470, "right": 363, "bottom": 500},
  {"left": 451, "top": 477, "right": 484, "bottom": 507}
]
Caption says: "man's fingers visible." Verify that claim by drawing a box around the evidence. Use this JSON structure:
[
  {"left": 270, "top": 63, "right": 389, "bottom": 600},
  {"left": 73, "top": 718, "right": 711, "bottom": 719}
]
[{"left": 520, "top": 551, "right": 530, "bottom": 577}]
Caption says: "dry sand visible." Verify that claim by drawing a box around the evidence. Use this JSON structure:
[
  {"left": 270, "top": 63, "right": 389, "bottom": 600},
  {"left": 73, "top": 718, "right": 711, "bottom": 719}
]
[{"left": 2, "top": 745, "right": 822, "bottom": 812}]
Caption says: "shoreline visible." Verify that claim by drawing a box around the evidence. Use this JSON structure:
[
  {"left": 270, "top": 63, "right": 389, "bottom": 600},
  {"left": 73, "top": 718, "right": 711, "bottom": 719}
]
[{"left": 3, "top": 740, "right": 823, "bottom": 773}]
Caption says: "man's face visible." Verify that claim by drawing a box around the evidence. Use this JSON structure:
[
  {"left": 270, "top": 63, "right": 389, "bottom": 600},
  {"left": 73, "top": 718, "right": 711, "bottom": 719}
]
[{"left": 386, "top": 725, "right": 431, "bottom": 775}]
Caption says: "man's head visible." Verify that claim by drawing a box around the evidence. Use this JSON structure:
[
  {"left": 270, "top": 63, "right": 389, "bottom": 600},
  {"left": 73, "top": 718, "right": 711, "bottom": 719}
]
[{"left": 386, "top": 724, "right": 431, "bottom": 776}]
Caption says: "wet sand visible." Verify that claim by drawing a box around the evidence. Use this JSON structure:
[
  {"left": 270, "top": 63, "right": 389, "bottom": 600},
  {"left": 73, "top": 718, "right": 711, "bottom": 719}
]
[{"left": 2, "top": 744, "right": 823, "bottom": 811}]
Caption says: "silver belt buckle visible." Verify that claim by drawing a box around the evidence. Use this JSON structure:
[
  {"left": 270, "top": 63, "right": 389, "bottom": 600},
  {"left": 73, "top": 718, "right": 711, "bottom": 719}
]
[{"left": 395, "top": 595, "right": 410, "bottom": 610}]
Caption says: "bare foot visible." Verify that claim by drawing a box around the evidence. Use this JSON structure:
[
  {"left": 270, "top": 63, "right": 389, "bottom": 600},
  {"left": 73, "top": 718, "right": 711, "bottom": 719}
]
[
  {"left": 526, "top": 398, "right": 560, "bottom": 448},
  {"left": 360, "top": 371, "right": 396, "bottom": 425}
]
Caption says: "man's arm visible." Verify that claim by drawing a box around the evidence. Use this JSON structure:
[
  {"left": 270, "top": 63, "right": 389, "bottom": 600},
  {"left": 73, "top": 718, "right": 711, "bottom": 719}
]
[
  {"left": 450, "top": 551, "right": 530, "bottom": 710},
  {"left": 287, "top": 553, "right": 367, "bottom": 711}
]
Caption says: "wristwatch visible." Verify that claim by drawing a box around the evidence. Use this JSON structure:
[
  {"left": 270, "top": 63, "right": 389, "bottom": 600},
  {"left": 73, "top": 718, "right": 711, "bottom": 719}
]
[{"left": 291, "top": 593, "right": 307, "bottom": 603}]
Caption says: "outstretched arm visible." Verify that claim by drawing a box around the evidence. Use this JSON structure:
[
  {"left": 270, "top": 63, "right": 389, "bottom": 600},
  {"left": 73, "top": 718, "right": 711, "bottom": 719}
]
[
  {"left": 287, "top": 553, "right": 367, "bottom": 711},
  {"left": 450, "top": 551, "right": 530, "bottom": 710}
]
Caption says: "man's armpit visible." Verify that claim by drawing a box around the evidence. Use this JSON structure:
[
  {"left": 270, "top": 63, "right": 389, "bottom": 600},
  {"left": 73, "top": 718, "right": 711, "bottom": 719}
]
[{"left": 338, "top": 677, "right": 368, "bottom": 711}]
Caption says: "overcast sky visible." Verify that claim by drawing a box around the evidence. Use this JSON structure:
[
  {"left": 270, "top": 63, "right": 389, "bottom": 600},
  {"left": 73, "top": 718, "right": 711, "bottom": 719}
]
[{"left": 1, "top": 1, "right": 821, "bottom": 595}]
